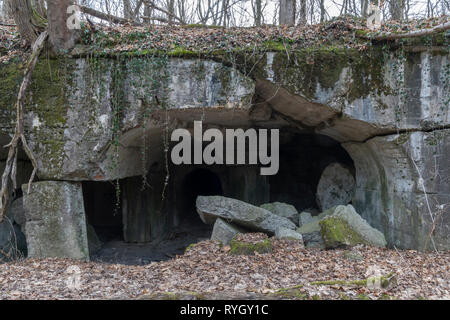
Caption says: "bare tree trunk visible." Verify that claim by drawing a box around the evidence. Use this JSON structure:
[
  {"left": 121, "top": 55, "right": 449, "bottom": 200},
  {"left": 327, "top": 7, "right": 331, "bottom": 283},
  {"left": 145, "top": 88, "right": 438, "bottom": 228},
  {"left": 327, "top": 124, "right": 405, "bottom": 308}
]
[
  {"left": 10, "top": 0, "right": 46, "bottom": 45},
  {"left": 46, "top": 0, "right": 78, "bottom": 52},
  {"left": 167, "top": 0, "right": 175, "bottom": 24},
  {"left": 253, "top": 0, "right": 262, "bottom": 26},
  {"left": 390, "top": 0, "right": 404, "bottom": 20},
  {"left": 361, "top": 0, "right": 369, "bottom": 17},
  {"left": 279, "top": 0, "right": 295, "bottom": 25},
  {"left": 2, "top": 0, "right": 13, "bottom": 20},
  {"left": 123, "top": 0, "right": 132, "bottom": 19},
  {"left": 320, "top": 0, "right": 325, "bottom": 22},
  {"left": 298, "top": 0, "right": 306, "bottom": 25}
]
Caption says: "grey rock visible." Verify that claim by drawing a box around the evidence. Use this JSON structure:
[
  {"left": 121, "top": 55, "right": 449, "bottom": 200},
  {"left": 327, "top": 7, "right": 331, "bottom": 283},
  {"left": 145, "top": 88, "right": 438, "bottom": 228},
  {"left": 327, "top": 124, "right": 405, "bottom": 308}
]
[
  {"left": 196, "top": 196, "right": 296, "bottom": 234},
  {"left": 275, "top": 227, "right": 304, "bottom": 244},
  {"left": 316, "top": 162, "right": 355, "bottom": 211},
  {"left": 299, "top": 211, "right": 314, "bottom": 227},
  {"left": 211, "top": 218, "right": 246, "bottom": 245},
  {"left": 296, "top": 206, "right": 337, "bottom": 248},
  {"left": 22, "top": 181, "right": 89, "bottom": 260},
  {"left": 319, "top": 205, "right": 387, "bottom": 248},
  {"left": 260, "top": 202, "right": 299, "bottom": 225}
]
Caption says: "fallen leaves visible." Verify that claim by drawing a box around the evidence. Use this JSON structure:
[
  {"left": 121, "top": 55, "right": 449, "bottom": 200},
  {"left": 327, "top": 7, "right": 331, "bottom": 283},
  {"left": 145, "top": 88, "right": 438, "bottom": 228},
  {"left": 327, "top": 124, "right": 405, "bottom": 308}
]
[{"left": 0, "top": 239, "right": 448, "bottom": 300}]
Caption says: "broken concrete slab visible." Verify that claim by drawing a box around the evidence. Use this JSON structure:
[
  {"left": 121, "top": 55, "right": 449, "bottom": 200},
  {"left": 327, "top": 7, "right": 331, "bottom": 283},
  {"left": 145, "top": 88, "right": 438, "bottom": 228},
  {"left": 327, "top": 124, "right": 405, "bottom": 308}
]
[
  {"left": 260, "top": 202, "right": 299, "bottom": 225},
  {"left": 196, "top": 196, "right": 296, "bottom": 234},
  {"left": 275, "top": 227, "right": 304, "bottom": 244},
  {"left": 210, "top": 218, "right": 246, "bottom": 245}
]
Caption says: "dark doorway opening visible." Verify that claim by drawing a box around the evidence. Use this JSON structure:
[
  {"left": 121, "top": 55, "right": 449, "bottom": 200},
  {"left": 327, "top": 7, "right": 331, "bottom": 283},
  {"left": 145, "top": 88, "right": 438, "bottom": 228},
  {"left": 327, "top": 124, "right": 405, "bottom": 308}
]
[
  {"left": 269, "top": 132, "right": 354, "bottom": 212},
  {"left": 178, "top": 168, "right": 223, "bottom": 225},
  {"left": 82, "top": 181, "right": 123, "bottom": 242}
]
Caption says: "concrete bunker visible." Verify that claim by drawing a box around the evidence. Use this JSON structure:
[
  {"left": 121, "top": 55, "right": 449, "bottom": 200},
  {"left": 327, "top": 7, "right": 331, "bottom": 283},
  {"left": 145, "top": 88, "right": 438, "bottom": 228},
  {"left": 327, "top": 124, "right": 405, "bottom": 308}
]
[{"left": 80, "top": 127, "right": 355, "bottom": 264}]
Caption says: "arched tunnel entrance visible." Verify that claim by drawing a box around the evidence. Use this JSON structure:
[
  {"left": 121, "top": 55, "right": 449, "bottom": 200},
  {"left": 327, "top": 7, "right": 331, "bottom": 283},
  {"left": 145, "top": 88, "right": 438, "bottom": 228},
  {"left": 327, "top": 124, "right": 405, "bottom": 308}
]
[{"left": 82, "top": 129, "right": 355, "bottom": 265}]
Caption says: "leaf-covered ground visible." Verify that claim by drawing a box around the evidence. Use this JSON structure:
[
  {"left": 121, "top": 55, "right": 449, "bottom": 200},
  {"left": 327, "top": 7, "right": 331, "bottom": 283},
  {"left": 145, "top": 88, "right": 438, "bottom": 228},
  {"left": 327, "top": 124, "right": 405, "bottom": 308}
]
[
  {"left": 0, "top": 239, "right": 448, "bottom": 300},
  {"left": 1, "top": 15, "right": 448, "bottom": 64}
]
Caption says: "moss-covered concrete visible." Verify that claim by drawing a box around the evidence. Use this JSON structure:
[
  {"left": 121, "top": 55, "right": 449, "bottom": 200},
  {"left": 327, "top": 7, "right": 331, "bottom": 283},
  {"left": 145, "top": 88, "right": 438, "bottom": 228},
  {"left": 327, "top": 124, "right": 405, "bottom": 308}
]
[{"left": 230, "top": 237, "right": 272, "bottom": 255}]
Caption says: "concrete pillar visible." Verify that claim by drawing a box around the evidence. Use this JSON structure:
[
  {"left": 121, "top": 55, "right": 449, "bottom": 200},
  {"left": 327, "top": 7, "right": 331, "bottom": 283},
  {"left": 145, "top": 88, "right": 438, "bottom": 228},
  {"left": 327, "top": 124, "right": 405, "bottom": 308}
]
[{"left": 22, "top": 181, "right": 89, "bottom": 260}]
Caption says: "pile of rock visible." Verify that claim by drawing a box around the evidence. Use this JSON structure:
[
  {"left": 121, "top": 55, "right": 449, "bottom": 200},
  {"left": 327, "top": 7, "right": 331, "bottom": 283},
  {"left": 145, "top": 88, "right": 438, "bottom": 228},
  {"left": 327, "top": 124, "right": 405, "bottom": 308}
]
[{"left": 196, "top": 195, "right": 387, "bottom": 252}]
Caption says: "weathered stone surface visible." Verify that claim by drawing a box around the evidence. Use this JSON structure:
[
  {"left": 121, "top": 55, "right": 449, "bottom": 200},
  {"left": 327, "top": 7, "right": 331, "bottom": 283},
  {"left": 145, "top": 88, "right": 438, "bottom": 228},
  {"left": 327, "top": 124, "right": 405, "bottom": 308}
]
[
  {"left": 0, "top": 49, "right": 448, "bottom": 252},
  {"left": 296, "top": 206, "right": 336, "bottom": 248},
  {"left": 211, "top": 218, "right": 246, "bottom": 245},
  {"left": 316, "top": 162, "right": 355, "bottom": 211},
  {"left": 275, "top": 227, "right": 304, "bottom": 244},
  {"left": 196, "top": 196, "right": 296, "bottom": 234},
  {"left": 343, "top": 129, "right": 450, "bottom": 251},
  {"left": 22, "top": 181, "right": 89, "bottom": 260},
  {"left": 319, "top": 205, "right": 387, "bottom": 249},
  {"left": 299, "top": 211, "right": 314, "bottom": 227},
  {"left": 260, "top": 202, "right": 299, "bottom": 225}
]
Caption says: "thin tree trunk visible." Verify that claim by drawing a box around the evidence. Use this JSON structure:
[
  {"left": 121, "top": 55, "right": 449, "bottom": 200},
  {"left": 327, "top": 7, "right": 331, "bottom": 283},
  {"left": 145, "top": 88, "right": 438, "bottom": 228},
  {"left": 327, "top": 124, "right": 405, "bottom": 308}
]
[
  {"left": 298, "top": 0, "right": 306, "bottom": 25},
  {"left": 320, "top": 0, "right": 325, "bottom": 22},
  {"left": 254, "top": 0, "right": 262, "bottom": 26},
  {"left": 123, "top": 0, "right": 132, "bottom": 19},
  {"left": 167, "top": 0, "right": 175, "bottom": 24}
]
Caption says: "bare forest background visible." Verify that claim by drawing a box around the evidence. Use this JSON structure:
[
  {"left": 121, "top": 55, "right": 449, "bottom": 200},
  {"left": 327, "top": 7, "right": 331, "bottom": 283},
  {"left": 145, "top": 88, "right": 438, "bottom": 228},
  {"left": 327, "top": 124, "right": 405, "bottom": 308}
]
[{"left": 0, "top": 0, "right": 448, "bottom": 29}]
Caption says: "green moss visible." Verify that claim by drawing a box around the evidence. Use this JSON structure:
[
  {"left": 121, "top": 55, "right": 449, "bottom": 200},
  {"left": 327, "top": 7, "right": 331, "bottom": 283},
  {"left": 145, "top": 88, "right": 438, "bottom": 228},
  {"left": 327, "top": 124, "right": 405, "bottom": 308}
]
[
  {"left": 184, "top": 243, "right": 198, "bottom": 253},
  {"left": 263, "top": 40, "right": 290, "bottom": 51},
  {"left": 319, "top": 216, "right": 367, "bottom": 248},
  {"left": 310, "top": 279, "right": 367, "bottom": 286},
  {"left": 230, "top": 237, "right": 272, "bottom": 255},
  {"left": 167, "top": 46, "right": 197, "bottom": 57},
  {"left": 274, "top": 285, "right": 308, "bottom": 299}
]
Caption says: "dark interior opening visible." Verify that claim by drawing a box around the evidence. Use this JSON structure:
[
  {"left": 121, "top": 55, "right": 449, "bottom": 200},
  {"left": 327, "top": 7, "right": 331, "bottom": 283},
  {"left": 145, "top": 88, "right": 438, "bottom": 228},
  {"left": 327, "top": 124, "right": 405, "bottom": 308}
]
[
  {"left": 269, "top": 132, "right": 354, "bottom": 212},
  {"left": 82, "top": 181, "right": 123, "bottom": 242},
  {"left": 179, "top": 168, "right": 223, "bottom": 225}
]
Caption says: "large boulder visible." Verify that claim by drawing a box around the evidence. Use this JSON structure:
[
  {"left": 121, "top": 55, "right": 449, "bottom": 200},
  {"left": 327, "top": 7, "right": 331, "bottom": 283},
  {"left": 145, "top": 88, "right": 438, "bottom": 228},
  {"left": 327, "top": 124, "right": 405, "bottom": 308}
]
[
  {"left": 319, "top": 205, "right": 387, "bottom": 248},
  {"left": 196, "top": 196, "right": 296, "bottom": 234},
  {"left": 296, "top": 206, "right": 336, "bottom": 248},
  {"left": 275, "top": 227, "right": 304, "bottom": 245},
  {"left": 316, "top": 163, "right": 355, "bottom": 211},
  {"left": 211, "top": 218, "right": 246, "bottom": 245},
  {"left": 22, "top": 181, "right": 90, "bottom": 260},
  {"left": 260, "top": 202, "right": 299, "bottom": 225},
  {"left": 299, "top": 211, "right": 314, "bottom": 227}
]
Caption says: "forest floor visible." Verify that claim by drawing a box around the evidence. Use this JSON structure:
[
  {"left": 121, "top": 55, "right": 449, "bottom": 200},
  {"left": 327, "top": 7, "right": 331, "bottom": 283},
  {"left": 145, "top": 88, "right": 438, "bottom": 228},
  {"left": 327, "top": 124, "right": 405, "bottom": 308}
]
[{"left": 0, "top": 239, "right": 448, "bottom": 300}]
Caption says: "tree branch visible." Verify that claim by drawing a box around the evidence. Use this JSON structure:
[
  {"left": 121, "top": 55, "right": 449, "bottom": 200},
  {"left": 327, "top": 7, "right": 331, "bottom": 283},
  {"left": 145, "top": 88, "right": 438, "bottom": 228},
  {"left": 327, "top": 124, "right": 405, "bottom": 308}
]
[
  {"left": 363, "top": 21, "right": 450, "bottom": 40},
  {"left": 78, "top": 5, "right": 141, "bottom": 26}
]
